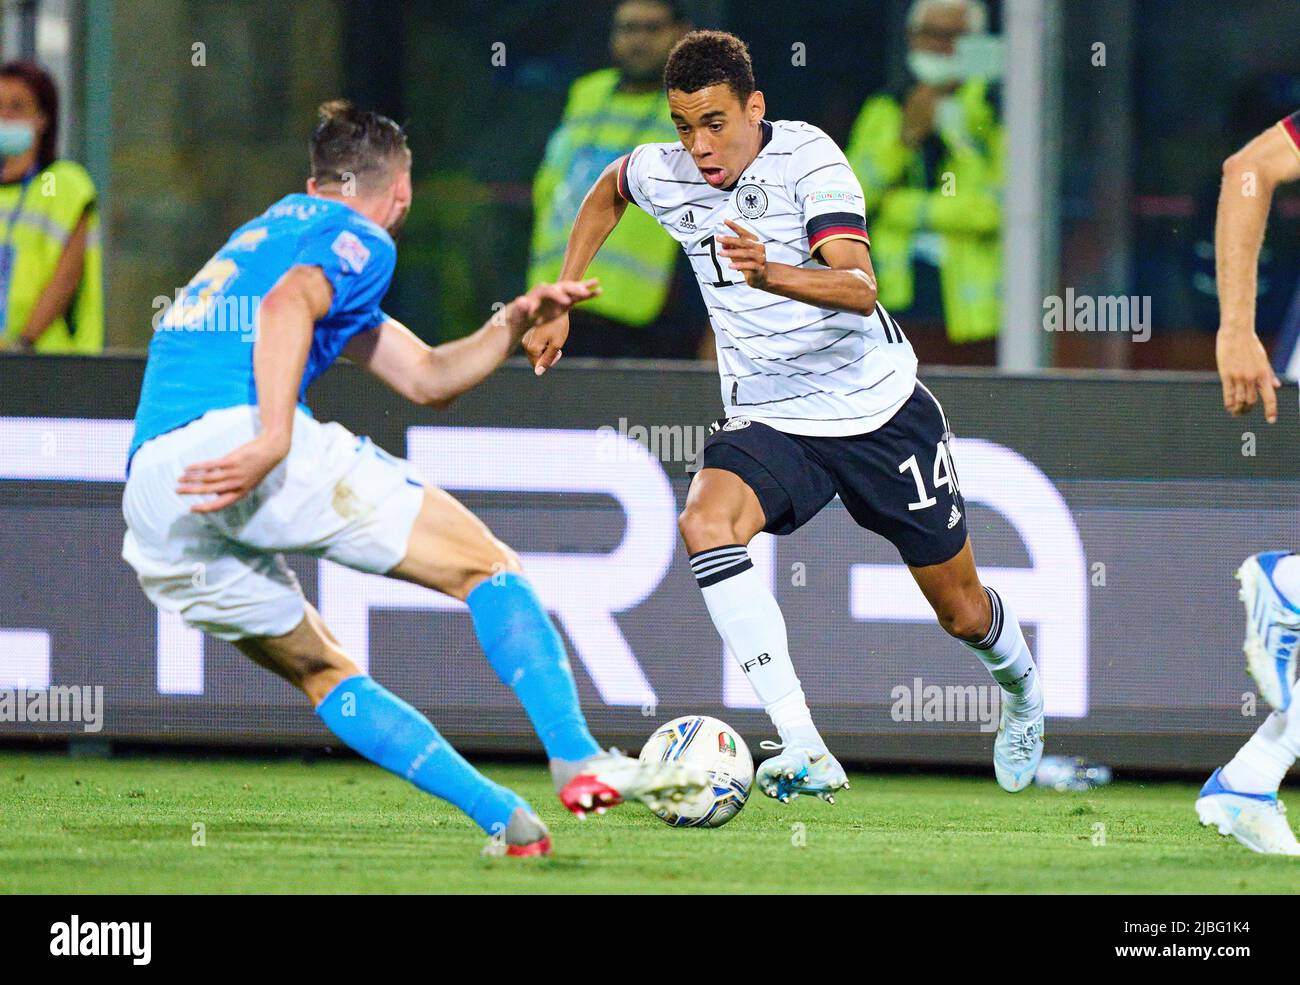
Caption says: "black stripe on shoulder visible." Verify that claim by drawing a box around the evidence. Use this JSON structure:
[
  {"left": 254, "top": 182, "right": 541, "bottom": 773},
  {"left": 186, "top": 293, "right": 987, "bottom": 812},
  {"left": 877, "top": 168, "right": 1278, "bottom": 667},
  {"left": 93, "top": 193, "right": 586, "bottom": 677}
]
[{"left": 617, "top": 153, "right": 638, "bottom": 207}]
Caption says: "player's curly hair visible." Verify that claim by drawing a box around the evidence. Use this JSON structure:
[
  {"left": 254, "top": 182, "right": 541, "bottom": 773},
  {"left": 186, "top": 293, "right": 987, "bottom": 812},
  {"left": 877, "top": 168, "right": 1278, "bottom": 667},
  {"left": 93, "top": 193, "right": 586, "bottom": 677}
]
[
  {"left": 309, "top": 99, "right": 409, "bottom": 191},
  {"left": 663, "top": 30, "right": 755, "bottom": 102}
]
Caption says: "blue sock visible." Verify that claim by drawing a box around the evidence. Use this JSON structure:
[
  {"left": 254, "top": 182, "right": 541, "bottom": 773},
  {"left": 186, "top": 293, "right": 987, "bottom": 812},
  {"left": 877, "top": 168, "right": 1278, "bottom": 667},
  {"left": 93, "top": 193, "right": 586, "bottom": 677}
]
[
  {"left": 467, "top": 572, "right": 601, "bottom": 762},
  {"left": 316, "top": 675, "right": 528, "bottom": 835}
]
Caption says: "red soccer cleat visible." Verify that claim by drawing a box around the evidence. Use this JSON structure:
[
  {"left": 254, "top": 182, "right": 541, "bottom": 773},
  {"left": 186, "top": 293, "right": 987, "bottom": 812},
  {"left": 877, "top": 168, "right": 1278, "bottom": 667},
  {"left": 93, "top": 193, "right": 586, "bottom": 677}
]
[
  {"left": 505, "top": 835, "right": 553, "bottom": 857},
  {"left": 559, "top": 774, "right": 623, "bottom": 818},
  {"left": 557, "top": 751, "right": 709, "bottom": 819}
]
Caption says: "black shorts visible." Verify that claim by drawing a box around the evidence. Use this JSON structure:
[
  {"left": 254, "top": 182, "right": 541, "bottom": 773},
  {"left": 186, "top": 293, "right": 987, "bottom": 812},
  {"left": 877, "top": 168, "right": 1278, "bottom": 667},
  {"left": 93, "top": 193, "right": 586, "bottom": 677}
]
[{"left": 700, "top": 383, "right": 967, "bottom": 567}]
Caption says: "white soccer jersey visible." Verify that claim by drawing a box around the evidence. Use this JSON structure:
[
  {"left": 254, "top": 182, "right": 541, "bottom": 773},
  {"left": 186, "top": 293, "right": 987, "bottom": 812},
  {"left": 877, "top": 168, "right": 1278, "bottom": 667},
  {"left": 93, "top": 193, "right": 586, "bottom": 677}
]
[{"left": 617, "top": 119, "right": 918, "bottom": 437}]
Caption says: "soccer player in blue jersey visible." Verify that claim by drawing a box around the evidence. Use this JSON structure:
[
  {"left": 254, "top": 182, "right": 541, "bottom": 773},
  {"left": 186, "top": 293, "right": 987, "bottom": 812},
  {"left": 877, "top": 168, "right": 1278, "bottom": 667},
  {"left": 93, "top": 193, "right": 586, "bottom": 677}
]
[{"left": 122, "top": 100, "right": 703, "bottom": 858}]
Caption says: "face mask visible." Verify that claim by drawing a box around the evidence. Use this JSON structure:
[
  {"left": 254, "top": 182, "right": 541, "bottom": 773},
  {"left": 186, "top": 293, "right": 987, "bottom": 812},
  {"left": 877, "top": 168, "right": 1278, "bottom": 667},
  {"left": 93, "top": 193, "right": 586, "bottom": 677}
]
[
  {"left": 907, "top": 50, "right": 965, "bottom": 87},
  {"left": 0, "top": 120, "right": 35, "bottom": 157},
  {"left": 934, "top": 95, "right": 967, "bottom": 139}
]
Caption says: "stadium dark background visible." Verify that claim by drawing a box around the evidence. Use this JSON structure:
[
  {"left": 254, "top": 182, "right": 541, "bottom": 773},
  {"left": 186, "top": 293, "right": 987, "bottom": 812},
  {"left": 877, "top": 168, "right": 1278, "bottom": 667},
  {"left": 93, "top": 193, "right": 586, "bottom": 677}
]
[{"left": 96, "top": 0, "right": 1300, "bottom": 366}]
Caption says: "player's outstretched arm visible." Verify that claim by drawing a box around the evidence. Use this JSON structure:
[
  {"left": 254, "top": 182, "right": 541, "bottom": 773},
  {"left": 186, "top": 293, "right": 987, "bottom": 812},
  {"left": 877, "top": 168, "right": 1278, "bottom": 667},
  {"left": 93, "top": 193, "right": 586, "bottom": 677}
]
[
  {"left": 522, "top": 158, "right": 628, "bottom": 375},
  {"left": 177, "top": 264, "right": 330, "bottom": 512},
  {"left": 1216, "top": 123, "right": 1300, "bottom": 422},
  {"left": 345, "top": 279, "right": 601, "bottom": 408},
  {"left": 717, "top": 220, "right": 878, "bottom": 316}
]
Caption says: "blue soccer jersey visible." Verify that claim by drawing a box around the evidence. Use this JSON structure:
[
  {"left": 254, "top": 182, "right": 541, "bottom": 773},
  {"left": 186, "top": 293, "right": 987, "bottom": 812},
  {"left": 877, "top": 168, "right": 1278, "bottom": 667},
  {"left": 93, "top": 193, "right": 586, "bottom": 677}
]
[{"left": 129, "top": 193, "right": 396, "bottom": 463}]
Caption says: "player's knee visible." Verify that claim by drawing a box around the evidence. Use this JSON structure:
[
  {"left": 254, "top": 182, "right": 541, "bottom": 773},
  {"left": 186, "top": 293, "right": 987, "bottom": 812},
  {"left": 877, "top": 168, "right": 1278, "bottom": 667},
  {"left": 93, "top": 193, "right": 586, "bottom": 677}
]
[
  {"left": 293, "top": 648, "right": 358, "bottom": 690},
  {"left": 247, "top": 633, "right": 358, "bottom": 694},
  {"left": 460, "top": 539, "right": 522, "bottom": 598},
  {"left": 298, "top": 651, "right": 363, "bottom": 707},
  {"left": 935, "top": 593, "right": 990, "bottom": 643},
  {"left": 491, "top": 543, "right": 523, "bottom": 578},
  {"left": 677, "top": 502, "right": 742, "bottom": 553}
]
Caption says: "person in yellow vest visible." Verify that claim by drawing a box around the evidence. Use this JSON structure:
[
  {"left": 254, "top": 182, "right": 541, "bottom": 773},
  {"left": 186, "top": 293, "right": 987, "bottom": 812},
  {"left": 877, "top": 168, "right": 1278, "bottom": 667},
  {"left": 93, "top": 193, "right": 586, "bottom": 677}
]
[
  {"left": 844, "top": 0, "right": 1003, "bottom": 356},
  {"left": 529, "top": 0, "right": 695, "bottom": 357},
  {"left": 0, "top": 60, "right": 102, "bottom": 354}
]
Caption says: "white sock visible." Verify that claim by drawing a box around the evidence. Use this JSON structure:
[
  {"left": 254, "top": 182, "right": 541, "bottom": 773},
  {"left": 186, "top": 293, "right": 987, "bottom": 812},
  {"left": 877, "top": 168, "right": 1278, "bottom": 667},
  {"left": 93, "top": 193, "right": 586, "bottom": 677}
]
[
  {"left": 1223, "top": 709, "right": 1294, "bottom": 793},
  {"left": 961, "top": 587, "right": 1042, "bottom": 714},
  {"left": 691, "top": 545, "right": 825, "bottom": 751},
  {"left": 1271, "top": 553, "right": 1300, "bottom": 606},
  {"left": 1280, "top": 674, "right": 1300, "bottom": 760}
]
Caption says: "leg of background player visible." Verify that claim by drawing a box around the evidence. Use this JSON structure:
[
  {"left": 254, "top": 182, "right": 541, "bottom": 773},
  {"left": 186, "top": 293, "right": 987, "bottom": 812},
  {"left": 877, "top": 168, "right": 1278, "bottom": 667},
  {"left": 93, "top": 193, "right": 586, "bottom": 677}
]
[
  {"left": 233, "top": 603, "right": 548, "bottom": 853},
  {"left": 1221, "top": 710, "right": 1294, "bottom": 793},
  {"left": 678, "top": 468, "right": 827, "bottom": 753},
  {"left": 1219, "top": 553, "right": 1300, "bottom": 794},
  {"left": 1194, "top": 555, "right": 1300, "bottom": 853},
  {"left": 909, "top": 538, "right": 1045, "bottom": 791},
  {"left": 1197, "top": 701, "right": 1300, "bottom": 855}
]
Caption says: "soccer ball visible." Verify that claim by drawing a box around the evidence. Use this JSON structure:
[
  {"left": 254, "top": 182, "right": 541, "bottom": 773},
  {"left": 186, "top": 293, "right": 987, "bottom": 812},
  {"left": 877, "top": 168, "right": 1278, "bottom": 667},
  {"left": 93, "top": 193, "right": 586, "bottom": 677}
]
[{"left": 639, "top": 715, "right": 754, "bottom": 828}]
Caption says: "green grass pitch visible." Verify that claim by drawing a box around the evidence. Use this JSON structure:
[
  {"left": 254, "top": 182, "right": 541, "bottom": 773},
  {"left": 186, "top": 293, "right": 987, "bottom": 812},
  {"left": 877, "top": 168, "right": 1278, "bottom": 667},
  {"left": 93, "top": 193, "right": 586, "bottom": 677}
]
[{"left": 0, "top": 750, "right": 1292, "bottom": 894}]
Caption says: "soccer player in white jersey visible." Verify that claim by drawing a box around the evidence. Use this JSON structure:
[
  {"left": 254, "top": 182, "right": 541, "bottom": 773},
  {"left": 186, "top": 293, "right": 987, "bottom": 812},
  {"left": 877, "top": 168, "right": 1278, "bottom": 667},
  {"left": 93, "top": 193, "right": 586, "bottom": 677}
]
[
  {"left": 1196, "top": 108, "right": 1300, "bottom": 854},
  {"left": 523, "top": 31, "right": 1044, "bottom": 801},
  {"left": 121, "top": 101, "right": 705, "bottom": 859}
]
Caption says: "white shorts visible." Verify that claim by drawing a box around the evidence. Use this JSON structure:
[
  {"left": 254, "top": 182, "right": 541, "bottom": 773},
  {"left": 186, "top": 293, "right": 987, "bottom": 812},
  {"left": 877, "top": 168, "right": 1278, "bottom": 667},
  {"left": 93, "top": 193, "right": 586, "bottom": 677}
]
[{"left": 122, "top": 405, "right": 425, "bottom": 641}]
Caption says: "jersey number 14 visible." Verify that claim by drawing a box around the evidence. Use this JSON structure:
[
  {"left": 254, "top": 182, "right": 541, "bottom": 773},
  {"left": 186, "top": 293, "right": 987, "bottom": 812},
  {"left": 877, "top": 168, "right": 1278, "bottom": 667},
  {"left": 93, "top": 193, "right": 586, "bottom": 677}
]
[{"left": 900, "top": 440, "right": 960, "bottom": 512}]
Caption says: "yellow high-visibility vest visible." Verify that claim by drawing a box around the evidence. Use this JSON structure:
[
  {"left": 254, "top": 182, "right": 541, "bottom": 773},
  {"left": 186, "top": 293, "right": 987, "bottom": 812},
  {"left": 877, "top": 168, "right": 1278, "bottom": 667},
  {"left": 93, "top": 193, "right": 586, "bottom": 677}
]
[
  {"left": 529, "top": 68, "right": 680, "bottom": 326},
  {"left": 0, "top": 159, "right": 103, "bottom": 353},
  {"left": 845, "top": 78, "right": 1004, "bottom": 343}
]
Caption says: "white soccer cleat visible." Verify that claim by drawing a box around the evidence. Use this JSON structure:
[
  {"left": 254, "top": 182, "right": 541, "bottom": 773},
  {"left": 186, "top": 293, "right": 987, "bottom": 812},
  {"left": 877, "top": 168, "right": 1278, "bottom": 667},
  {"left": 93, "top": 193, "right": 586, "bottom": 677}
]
[
  {"left": 993, "top": 698, "right": 1044, "bottom": 792},
  {"left": 755, "top": 742, "right": 849, "bottom": 804},
  {"left": 556, "top": 749, "right": 708, "bottom": 819},
  {"left": 1196, "top": 768, "right": 1300, "bottom": 856},
  {"left": 1237, "top": 552, "right": 1300, "bottom": 711}
]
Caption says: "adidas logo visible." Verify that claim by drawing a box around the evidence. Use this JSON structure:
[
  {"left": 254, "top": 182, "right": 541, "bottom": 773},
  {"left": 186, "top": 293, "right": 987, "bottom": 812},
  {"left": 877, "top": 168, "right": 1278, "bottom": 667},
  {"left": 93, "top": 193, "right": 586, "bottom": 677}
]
[
  {"left": 677, "top": 209, "right": 697, "bottom": 232},
  {"left": 947, "top": 504, "right": 962, "bottom": 529}
]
